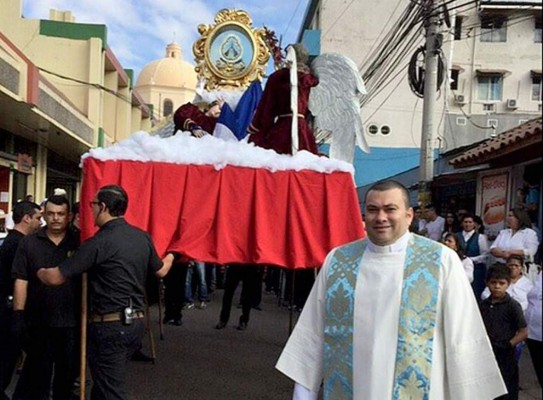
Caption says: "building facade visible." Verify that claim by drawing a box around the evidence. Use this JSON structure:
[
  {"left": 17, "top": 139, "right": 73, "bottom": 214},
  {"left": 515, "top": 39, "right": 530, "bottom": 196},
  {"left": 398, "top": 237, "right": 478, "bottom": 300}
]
[
  {"left": 299, "top": 0, "right": 541, "bottom": 195},
  {"left": 0, "top": 0, "right": 151, "bottom": 216}
]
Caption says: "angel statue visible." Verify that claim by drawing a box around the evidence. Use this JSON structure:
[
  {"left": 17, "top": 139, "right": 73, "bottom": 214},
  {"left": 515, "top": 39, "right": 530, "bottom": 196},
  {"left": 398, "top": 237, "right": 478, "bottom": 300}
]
[{"left": 247, "top": 43, "right": 369, "bottom": 163}]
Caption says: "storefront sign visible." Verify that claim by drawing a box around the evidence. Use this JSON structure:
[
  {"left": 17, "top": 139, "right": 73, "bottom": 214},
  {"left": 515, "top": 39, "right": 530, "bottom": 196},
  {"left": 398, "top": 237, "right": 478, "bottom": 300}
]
[
  {"left": 17, "top": 154, "right": 33, "bottom": 174},
  {"left": 480, "top": 172, "right": 509, "bottom": 240}
]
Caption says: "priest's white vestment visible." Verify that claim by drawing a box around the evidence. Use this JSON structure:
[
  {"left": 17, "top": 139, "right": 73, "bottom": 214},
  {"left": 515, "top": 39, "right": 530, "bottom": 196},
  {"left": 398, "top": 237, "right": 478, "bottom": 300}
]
[{"left": 276, "top": 232, "right": 507, "bottom": 399}]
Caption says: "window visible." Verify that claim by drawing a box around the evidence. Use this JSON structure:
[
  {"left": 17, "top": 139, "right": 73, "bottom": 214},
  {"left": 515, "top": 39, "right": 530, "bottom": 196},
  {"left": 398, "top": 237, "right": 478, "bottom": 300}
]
[
  {"left": 483, "top": 103, "right": 496, "bottom": 112},
  {"left": 535, "top": 17, "right": 542, "bottom": 43},
  {"left": 163, "top": 99, "right": 173, "bottom": 117},
  {"left": 532, "top": 75, "right": 542, "bottom": 101},
  {"left": 454, "top": 16, "right": 464, "bottom": 40},
  {"left": 480, "top": 15, "right": 507, "bottom": 42},
  {"left": 477, "top": 75, "right": 502, "bottom": 101},
  {"left": 450, "top": 69, "right": 459, "bottom": 90},
  {"left": 380, "top": 125, "right": 391, "bottom": 135},
  {"left": 456, "top": 117, "right": 467, "bottom": 126},
  {"left": 368, "top": 124, "right": 379, "bottom": 135}
]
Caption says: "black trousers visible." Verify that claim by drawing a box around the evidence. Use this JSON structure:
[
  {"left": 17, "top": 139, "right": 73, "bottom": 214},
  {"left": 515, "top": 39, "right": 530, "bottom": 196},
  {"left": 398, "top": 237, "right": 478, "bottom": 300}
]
[
  {"left": 163, "top": 262, "right": 188, "bottom": 322},
  {"left": 13, "top": 326, "right": 76, "bottom": 400},
  {"left": 527, "top": 338, "right": 543, "bottom": 387},
  {"left": 493, "top": 346, "right": 519, "bottom": 400},
  {"left": 219, "top": 264, "right": 261, "bottom": 325},
  {"left": 88, "top": 319, "right": 145, "bottom": 400},
  {"left": 0, "top": 305, "right": 19, "bottom": 400}
]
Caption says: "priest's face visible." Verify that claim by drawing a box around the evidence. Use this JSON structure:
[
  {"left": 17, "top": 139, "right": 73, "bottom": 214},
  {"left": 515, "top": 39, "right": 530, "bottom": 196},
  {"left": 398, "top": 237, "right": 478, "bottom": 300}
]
[{"left": 364, "top": 188, "right": 413, "bottom": 246}]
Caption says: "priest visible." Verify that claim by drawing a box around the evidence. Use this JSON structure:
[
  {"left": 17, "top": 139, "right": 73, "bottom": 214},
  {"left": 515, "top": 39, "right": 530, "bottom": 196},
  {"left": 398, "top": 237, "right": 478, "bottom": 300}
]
[{"left": 276, "top": 180, "right": 507, "bottom": 400}]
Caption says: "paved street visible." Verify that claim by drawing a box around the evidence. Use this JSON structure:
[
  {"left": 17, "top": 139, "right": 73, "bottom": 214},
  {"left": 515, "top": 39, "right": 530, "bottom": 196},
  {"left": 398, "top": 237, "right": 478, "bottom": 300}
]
[
  {"left": 7, "top": 285, "right": 542, "bottom": 399},
  {"left": 127, "top": 286, "right": 542, "bottom": 400},
  {"left": 126, "top": 288, "right": 295, "bottom": 399}
]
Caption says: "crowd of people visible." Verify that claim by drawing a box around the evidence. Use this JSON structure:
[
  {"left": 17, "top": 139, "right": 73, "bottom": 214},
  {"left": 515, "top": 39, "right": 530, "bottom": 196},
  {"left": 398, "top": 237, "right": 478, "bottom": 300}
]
[
  {"left": 405, "top": 201, "right": 541, "bottom": 400},
  {"left": 0, "top": 188, "right": 317, "bottom": 400}
]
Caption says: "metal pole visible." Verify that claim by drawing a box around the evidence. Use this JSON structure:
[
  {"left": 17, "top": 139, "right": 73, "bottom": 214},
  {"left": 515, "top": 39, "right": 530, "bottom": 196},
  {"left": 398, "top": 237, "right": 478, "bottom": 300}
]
[{"left": 419, "top": 0, "right": 441, "bottom": 206}]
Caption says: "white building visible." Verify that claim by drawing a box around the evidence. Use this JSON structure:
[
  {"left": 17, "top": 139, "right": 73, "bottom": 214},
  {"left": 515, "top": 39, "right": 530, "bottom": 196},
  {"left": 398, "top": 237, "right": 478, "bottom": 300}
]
[{"left": 298, "top": 0, "right": 542, "bottom": 212}]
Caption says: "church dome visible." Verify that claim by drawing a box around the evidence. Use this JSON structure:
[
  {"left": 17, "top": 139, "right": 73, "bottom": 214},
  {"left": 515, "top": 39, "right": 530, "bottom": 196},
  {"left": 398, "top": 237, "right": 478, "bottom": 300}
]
[{"left": 135, "top": 42, "right": 197, "bottom": 88}]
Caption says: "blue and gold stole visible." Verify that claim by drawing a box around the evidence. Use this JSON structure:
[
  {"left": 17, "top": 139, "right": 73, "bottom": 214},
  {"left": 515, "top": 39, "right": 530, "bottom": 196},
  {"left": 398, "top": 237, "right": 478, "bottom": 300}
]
[{"left": 323, "top": 234, "right": 442, "bottom": 400}]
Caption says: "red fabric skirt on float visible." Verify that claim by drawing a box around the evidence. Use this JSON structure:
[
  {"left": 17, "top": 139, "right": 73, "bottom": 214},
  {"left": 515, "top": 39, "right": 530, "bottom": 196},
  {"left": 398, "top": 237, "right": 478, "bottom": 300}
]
[{"left": 80, "top": 157, "right": 364, "bottom": 269}]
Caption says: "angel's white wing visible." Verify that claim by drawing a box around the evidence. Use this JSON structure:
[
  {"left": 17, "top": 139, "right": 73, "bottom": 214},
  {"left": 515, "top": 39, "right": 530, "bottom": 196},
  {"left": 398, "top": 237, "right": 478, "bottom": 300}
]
[{"left": 309, "top": 53, "right": 369, "bottom": 163}]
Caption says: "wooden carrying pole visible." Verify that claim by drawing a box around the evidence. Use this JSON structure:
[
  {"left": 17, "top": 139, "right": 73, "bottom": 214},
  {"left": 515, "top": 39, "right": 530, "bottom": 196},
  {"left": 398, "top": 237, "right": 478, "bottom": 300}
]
[
  {"left": 157, "top": 279, "right": 165, "bottom": 340},
  {"left": 79, "top": 273, "right": 87, "bottom": 400},
  {"left": 144, "top": 299, "right": 156, "bottom": 363}
]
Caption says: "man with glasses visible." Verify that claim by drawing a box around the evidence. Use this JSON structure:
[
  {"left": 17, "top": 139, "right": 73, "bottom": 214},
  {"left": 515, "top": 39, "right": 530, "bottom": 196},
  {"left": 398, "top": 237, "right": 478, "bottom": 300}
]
[{"left": 37, "top": 185, "right": 175, "bottom": 400}]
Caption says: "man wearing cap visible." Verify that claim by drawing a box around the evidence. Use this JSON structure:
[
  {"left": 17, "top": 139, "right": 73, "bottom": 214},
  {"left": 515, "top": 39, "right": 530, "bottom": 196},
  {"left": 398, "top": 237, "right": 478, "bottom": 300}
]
[{"left": 37, "top": 185, "right": 174, "bottom": 400}]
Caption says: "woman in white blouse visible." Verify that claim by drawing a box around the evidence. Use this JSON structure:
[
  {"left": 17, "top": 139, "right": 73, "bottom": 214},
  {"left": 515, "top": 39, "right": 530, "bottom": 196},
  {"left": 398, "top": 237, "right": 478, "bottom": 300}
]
[{"left": 490, "top": 208, "right": 539, "bottom": 264}]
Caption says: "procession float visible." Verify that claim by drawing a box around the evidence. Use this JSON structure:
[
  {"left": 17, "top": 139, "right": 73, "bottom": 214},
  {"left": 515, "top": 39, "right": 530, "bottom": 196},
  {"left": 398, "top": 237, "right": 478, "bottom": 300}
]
[{"left": 79, "top": 9, "right": 368, "bottom": 270}]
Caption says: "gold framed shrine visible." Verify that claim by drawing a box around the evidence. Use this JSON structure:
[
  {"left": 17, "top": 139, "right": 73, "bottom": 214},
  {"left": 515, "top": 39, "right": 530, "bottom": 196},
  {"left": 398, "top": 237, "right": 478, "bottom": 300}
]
[{"left": 193, "top": 9, "right": 271, "bottom": 90}]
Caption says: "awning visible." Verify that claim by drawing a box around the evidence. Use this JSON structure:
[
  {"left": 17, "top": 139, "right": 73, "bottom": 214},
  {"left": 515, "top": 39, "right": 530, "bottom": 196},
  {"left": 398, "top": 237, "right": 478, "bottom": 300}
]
[
  {"left": 450, "top": 118, "right": 542, "bottom": 168},
  {"left": 451, "top": 64, "right": 465, "bottom": 73},
  {"left": 476, "top": 69, "right": 511, "bottom": 77},
  {"left": 531, "top": 69, "right": 542, "bottom": 77}
]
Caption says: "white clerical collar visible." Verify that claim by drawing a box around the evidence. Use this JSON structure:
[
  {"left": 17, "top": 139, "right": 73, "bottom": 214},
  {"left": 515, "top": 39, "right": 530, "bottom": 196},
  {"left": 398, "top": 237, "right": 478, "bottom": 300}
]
[{"left": 367, "top": 231, "right": 411, "bottom": 253}]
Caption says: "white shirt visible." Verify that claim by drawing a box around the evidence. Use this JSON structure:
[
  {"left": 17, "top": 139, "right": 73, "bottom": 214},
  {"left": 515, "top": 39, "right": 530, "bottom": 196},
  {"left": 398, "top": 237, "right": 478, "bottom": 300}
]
[
  {"left": 277, "top": 232, "right": 506, "bottom": 400},
  {"left": 526, "top": 271, "right": 542, "bottom": 341},
  {"left": 462, "top": 257, "right": 474, "bottom": 283},
  {"left": 4, "top": 212, "right": 14, "bottom": 231},
  {"left": 426, "top": 216, "right": 445, "bottom": 241},
  {"left": 481, "top": 275, "right": 534, "bottom": 313},
  {"left": 461, "top": 230, "right": 489, "bottom": 264},
  {"left": 490, "top": 228, "right": 540, "bottom": 263}
]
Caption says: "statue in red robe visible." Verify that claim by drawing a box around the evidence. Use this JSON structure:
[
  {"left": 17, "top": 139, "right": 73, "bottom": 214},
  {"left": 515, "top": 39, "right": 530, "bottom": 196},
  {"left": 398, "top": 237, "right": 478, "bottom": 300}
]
[
  {"left": 248, "top": 64, "right": 319, "bottom": 155},
  {"left": 173, "top": 101, "right": 222, "bottom": 137}
]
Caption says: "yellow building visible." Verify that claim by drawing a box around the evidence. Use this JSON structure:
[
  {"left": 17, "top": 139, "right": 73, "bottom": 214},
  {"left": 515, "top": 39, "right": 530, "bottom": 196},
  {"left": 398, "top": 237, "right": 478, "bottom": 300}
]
[
  {"left": 135, "top": 42, "right": 197, "bottom": 122},
  {"left": 0, "top": 0, "right": 151, "bottom": 214}
]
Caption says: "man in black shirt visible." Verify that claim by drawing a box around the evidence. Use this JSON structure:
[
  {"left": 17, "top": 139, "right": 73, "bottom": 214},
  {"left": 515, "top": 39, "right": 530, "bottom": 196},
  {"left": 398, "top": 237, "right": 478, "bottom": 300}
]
[
  {"left": 11, "top": 195, "right": 79, "bottom": 400},
  {"left": 38, "top": 185, "right": 174, "bottom": 400},
  {"left": 0, "top": 201, "right": 41, "bottom": 400}
]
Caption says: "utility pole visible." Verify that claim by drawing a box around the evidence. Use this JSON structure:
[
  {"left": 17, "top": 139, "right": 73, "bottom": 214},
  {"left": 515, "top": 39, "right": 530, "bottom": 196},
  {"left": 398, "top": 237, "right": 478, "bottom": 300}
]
[{"left": 418, "top": 0, "right": 441, "bottom": 207}]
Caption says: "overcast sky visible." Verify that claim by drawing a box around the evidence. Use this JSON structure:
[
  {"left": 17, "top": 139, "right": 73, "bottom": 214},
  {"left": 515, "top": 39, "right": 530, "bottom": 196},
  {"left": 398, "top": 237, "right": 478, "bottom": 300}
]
[{"left": 22, "top": 0, "right": 310, "bottom": 80}]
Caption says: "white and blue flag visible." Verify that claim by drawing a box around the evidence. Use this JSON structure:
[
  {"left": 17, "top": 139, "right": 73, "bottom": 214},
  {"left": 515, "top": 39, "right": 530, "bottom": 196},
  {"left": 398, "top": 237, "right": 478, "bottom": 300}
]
[{"left": 213, "top": 81, "right": 263, "bottom": 142}]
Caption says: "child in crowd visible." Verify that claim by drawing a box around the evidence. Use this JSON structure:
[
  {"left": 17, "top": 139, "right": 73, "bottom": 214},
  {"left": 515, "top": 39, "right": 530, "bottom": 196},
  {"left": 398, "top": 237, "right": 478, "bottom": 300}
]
[
  {"left": 480, "top": 264, "right": 528, "bottom": 400},
  {"left": 443, "top": 232, "right": 474, "bottom": 282}
]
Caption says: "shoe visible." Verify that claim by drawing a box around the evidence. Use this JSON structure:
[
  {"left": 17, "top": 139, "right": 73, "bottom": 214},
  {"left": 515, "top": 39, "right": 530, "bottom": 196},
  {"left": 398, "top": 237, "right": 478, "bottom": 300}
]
[
  {"left": 198, "top": 301, "right": 207, "bottom": 309},
  {"left": 215, "top": 321, "right": 227, "bottom": 329},
  {"left": 237, "top": 321, "right": 247, "bottom": 331},
  {"left": 252, "top": 305, "right": 262, "bottom": 311},
  {"left": 130, "top": 350, "right": 153, "bottom": 362},
  {"left": 183, "top": 303, "right": 195, "bottom": 310},
  {"left": 168, "top": 319, "right": 182, "bottom": 326}
]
